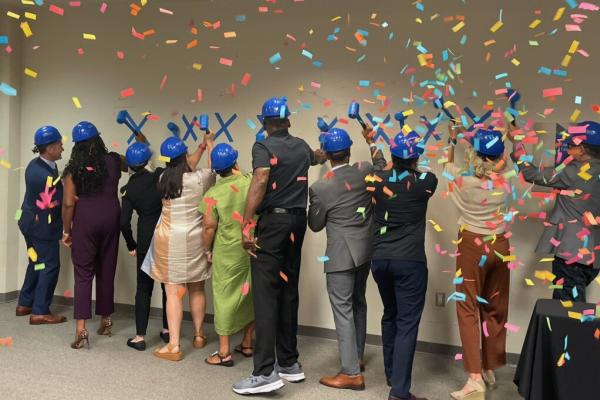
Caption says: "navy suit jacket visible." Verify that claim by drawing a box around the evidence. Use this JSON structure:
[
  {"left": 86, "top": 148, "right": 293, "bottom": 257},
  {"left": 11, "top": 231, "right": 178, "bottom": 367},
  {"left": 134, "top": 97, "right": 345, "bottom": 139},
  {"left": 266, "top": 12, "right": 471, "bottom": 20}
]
[{"left": 18, "top": 157, "right": 63, "bottom": 241}]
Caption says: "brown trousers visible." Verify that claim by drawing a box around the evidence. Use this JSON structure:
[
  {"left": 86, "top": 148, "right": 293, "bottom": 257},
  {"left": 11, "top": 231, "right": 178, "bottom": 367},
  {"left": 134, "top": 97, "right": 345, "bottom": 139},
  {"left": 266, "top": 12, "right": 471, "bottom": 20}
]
[{"left": 456, "top": 230, "right": 510, "bottom": 373}]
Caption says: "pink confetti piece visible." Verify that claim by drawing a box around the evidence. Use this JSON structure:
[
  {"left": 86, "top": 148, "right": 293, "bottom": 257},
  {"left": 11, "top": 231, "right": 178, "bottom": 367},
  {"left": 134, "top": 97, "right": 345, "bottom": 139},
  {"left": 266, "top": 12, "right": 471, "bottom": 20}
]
[
  {"left": 241, "top": 72, "right": 251, "bottom": 87},
  {"left": 258, "top": 6, "right": 269, "bottom": 12},
  {"left": 240, "top": 282, "right": 250, "bottom": 296},
  {"left": 577, "top": 49, "right": 590, "bottom": 58},
  {"left": 131, "top": 26, "right": 145, "bottom": 40},
  {"left": 120, "top": 87, "right": 135, "bottom": 98},
  {"left": 5, "top": 45, "right": 12, "bottom": 54},
  {"left": 159, "top": 8, "right": 174, "bottom": 15},
  {"left": 159, "top": 74, "right": 168, "bottom": 90},
  {"left": 482, "top": 321, "right": 490, "bottom": 337},
  {"left": 454, "top": 353, "right": 463, "bottom": 361},
  {"left": 49, "top": 4, "right": 65, "bottom": 16},
  {"left": 69, "top": 1, "right": 81, "bottom": 7},
  {"left": 219, "top": 57, "right": 233, "bottom": 67},
  {"left": 311, "top": 81, "right": 321, "bottom": 89},
  {"left": 296, "top": 176, "right": 307, "bottom": 181},
  {"left": 565, "top": 24, "right": 582, "bottom": 32},
  {"left": 504, "top": 322, "right": 520, "bottom": 333},
  {"left": 116, "top": 51, "right": 125, "bottom": 60},
  {"left": 579, "top": 2, "right": 600, "bottom": 11},
  {"left": 100, "top": 2, "right": 107, "bottom": 13},
  {"left": 543, "top": 87, "right": 563, "bottom": 98},
  {"left": 77, "top": 48, "right": 84, "bottom": 56},
  {"left": 63, "top": 289, "right": 73, "bottom": 298}
]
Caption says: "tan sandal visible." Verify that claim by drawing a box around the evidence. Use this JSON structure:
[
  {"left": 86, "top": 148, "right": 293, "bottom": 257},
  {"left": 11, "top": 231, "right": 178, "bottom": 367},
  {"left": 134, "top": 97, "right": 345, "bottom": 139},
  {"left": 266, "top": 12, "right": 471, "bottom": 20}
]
[
  {"left": 153, "top": 343, "right": 183, "bottom": 362},
  {"left": 193, "top": 333, "right": 207, "bottom": 349},
  {"left": 450, "top": 378, "right": 486, "bottom": 400}
]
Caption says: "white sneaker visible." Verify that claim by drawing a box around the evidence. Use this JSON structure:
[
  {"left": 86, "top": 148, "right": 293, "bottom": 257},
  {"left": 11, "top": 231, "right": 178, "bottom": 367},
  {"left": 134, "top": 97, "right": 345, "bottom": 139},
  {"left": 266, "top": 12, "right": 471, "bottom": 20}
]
[
  {"left": 232, "top": 371, "right": 284, "bottom": 395},
  {"left": 275, "top": 361, "right": 305, "bottom": 382}
]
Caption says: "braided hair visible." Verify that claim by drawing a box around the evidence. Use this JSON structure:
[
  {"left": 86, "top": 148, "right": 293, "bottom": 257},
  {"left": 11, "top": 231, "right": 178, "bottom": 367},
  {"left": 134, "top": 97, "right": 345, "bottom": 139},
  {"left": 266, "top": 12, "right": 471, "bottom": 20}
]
[{"left": 63, "top": 136, "right": 108, "bottom": 195}]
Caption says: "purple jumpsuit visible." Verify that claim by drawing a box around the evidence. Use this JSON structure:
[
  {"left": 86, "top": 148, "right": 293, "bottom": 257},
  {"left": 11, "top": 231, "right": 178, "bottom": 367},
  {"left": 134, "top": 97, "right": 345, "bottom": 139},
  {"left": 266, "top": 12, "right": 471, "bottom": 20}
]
[{"left": 71, "top": 153, "right": 121, "bottom": 320}]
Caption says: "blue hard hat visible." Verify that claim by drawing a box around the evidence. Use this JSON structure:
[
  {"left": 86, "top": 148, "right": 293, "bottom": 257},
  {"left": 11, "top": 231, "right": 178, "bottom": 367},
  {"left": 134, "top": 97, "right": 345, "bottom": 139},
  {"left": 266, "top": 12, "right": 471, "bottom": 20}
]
[
  {"left": 125, "top": 142, "right": 152, "bottom": 166},
  {"left": 34, "top": 125, "right": 62, "bottom": 146},
  {"left": 211, "top": 143, "right": 239, "bottom": 172},
  {"left": 261, "top": 97, "right": 291, "bottom": 119},
  {"left": 72, "top": 121, "right": 99, "bottom": 143},
  {"left": 390, "top": 131, "right": 423, "bottom": 159},
  {"left": 474, "top": 129, "right": 504, "bottom": 157},
  {"left": 323, "top": 128, "right": 353, "bottom": 153},
  {"left": 573, "top": 121, "right": 600, "bottom": 146},
  {"left": 160, "top": 136, "right": 188, "bottom": 159}
]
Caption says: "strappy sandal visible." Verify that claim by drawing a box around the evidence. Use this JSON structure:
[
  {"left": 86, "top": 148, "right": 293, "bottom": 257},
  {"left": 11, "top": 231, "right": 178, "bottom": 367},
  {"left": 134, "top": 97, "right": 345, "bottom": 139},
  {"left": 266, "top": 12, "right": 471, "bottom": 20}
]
[
  {"left": 205, "top": 351, "right": 234, "bottom": 367},
  {"left": 97, "top": 317, "right": 113, "bottom": 336},
  {"left": 153, "top": 343, "right": 184, "bottom": 362},
  {"left": 192, "top": 333, "right": 207, "bottom": 349},
  {"left": 71, "top": 329, "right": 89, "bottom": 350},
  {"left": 234, "top": 343, "right": 253, "bottom": 358}
]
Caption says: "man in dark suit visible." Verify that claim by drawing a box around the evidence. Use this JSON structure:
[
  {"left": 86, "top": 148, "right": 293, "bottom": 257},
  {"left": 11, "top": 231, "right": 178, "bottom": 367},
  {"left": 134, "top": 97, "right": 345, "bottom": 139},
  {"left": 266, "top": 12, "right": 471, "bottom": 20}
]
[
  {"left": 308, "top": 125, "right": 386, "bottom": 390},
  {"left": 16, "top": 126, "right": 67, "bottom": 324},
  {"left": 510, "top": 121, "right": 600, "bottom": 302}
]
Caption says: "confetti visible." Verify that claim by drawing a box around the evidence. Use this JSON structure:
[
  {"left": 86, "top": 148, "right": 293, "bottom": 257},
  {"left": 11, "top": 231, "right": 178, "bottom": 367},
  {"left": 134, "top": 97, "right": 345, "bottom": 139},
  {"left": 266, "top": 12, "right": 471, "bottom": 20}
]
[
  {"left": 0, "top": 337, "right": 14, "bottom": 347},
  {"left": 120, "top": 87, "right": 135, "bottom": 98},
  {"left": 72, "top": 97, "right": 82, "bottom": 109}
]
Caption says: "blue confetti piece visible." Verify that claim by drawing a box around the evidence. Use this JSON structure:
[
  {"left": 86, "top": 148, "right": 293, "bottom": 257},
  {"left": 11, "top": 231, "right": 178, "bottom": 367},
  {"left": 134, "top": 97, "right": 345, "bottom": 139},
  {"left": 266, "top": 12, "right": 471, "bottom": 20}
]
[
  {"left": 563, "top": 335, "right": 569, "bottom": 351},
  {"left": 0, "top": 82, "right": 17, "bottom": 97},
  {"left": 246, "top": 119, "right": 256, "bottom": 130},
  {"left": 442, "top": 49, "right": 449, "bottom": 62},
  {"left": 269, "top": 52, "right": 282, "bottom": 65},
  {"left": 235, "top": 14, "right": 246, "bottom": 22},
  {"left": 447, "top": 291, "right": 466, "bottom": 303},
  {"left": 419, "top": 172, "right": 427, "bottom": 180},
  {"left": 539, "top": 66, "right": 552, "bottom": 76},
  {"left": 479, "top": 255, "right": 487, "bottom": 267},
  {"left": 397, "top": 171, "right": 409, "bottom": 181},
  {"left": 572, "top": 286, "right": 578, "bottom": 299},
  {"left": 575, "top": 96, "right": 582, "bottom": 104},
  {"left": 358, "top": 80, "right": 370, "bottom": 87},
  {"left": 301, "top": 49, "right": 313, "bottom": 59},
  {"left": 495, "top": 72, "right": 508, "bottom": 80},
  {"left": 312, "top": 61, "right": 323, "bottom": 68},
  {"left": 35, "top": 0, "right": 43, "bottom": 5},
  {"left": 317, "top": 256, "right": 330, "bottom": 263},
  {"left": 442, "top": 171, "right": 455, "bottom": 181},
  {"left": 326, "top": 34, "right": 337, "bottom": 42},
  {"left": 565, "top": 0, "right": 578, "bottom": 9},
  {"left": 0, "top": 36, "right": 8, "bottom": 45},
  {"left": 357, "top": 54, "right": 367, "bottom": 63},
  {"left": 388, "top": 32, "right": 394, "bottom": 40},
  {"left": 459, "top": 34, "right": 467, "bottom": 45},
  {"left": 476, "top": 296, "right": 489, "bottom": 304},
  {"left": 415, "top": 2, "right": 425, "bottom": 11},
  {"left": 388, "top": 169, "right": 397, "bottom": 183},
  {"left": 485, "top": 136, "right": 499, "bottom": 149},
  {"left": 453, "top": 277, "right": 464, "bottom": 285},
  {"left": 417, "top": 44, "right": 428, "bottom": 54},
  {"left": 356, "top": 28, "right": 369, "bottom": 37},
  {"left": 553, "top": 69, "right": 568, "bottom": 77}
]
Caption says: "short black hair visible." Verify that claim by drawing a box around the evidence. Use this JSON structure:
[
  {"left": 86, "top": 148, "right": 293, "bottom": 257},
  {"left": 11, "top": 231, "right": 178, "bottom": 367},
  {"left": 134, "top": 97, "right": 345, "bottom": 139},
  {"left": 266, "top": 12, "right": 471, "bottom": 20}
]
[
  {"left": 327, "top": 148, "right": 351, "bottom": 162},
  {"left": 583, "top": 144, "right": 600, "bottom": 160},
  {"left": 477, "top": 152, "right": 502, "bottom": 162},
  {"left": 263, "top": 117, "right": 290, "bottom": 131},
  {"left": 32, "top": 144, "right": 49, "bottom": 154},
  {"left": 217, "top": 166, "right": 234, "bottom": 177},
  {"left": 391, "top": 154, "right": 418, "bottom": 171}
]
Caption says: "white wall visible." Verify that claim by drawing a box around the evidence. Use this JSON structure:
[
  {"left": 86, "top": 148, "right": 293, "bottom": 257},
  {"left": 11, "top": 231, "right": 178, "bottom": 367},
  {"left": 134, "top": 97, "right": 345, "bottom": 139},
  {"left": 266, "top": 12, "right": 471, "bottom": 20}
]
[{"left": 3, "top": 0, "right": 599, "bottom": 354}]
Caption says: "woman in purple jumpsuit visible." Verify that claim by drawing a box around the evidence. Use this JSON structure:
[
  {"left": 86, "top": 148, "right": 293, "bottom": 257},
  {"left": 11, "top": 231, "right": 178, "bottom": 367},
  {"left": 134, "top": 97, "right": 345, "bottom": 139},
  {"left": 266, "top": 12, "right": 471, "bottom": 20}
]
[{"left": 62, "top": 121, "right": 142, "bottom": 349}]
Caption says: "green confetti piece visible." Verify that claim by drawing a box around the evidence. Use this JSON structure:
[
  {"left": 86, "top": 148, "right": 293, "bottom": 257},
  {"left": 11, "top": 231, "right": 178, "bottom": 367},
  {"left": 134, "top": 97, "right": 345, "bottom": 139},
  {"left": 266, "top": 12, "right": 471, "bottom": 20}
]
[
  {"left": 380, "top": 226, "right": 387, "bottom": 235},
  {"left": 546, "top": 316, "right": 552, "bottom": 332},
  {"left": 34, "top": 263, "right": 45, "bottom": 271},
  {"left": 14, "top": 209, "right": 22, "bottom": 221}
]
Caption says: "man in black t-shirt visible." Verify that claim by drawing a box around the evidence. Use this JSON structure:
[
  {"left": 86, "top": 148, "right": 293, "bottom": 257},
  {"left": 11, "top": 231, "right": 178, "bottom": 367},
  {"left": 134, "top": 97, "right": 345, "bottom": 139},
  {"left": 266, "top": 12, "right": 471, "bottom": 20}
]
[{"left": 233, "top": 97, "right": 326, "bottom": 395}]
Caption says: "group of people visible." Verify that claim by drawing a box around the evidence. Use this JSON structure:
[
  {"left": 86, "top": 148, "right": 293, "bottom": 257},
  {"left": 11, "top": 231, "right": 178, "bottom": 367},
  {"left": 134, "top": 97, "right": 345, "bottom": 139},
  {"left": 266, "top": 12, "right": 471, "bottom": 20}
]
[{"left": 15, "top": 96, "right": 600, "bottom": 400}]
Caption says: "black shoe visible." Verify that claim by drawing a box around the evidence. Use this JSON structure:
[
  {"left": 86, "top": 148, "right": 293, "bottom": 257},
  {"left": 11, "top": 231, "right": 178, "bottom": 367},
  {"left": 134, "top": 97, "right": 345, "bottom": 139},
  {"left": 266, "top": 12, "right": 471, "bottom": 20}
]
[
  {"left": 127, "top": 338, "right": 146, "bottom": 351},
  {"left": 160, "top": 331, "right": 170, "bottom": 343}
]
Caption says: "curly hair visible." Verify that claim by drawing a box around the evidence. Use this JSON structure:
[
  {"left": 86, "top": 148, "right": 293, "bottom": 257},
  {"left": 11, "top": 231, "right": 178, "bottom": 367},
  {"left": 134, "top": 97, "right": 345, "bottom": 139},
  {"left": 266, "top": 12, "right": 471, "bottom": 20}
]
[
  {"left": 465, "top": 147, "right": 505, "bottom": 178},
  {"left": 64, "top": 136, "right": 109, "bottom": 195}
]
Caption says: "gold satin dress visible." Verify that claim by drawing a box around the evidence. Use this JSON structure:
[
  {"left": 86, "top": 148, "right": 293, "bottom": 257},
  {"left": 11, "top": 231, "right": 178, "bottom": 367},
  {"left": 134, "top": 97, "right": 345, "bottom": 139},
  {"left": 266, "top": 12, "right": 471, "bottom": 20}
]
[{"left": 142, "top": 169, "right": 216, "bottom": 284}]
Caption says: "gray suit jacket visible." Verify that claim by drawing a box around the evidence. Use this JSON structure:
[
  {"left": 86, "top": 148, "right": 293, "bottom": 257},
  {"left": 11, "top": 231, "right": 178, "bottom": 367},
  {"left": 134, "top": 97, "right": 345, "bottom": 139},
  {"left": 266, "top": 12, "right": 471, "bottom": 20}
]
[
  {"left": 308, "top": 151, "right": 386, "bottom": 273},
  {"left": 512, "top": 147, "right": 600, "bottom": 269}
]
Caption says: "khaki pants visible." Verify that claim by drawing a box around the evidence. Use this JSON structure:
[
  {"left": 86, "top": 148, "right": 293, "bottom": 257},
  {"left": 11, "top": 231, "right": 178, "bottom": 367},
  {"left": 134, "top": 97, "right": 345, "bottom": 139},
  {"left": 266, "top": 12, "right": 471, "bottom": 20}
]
[{"left": 456, "top": 230, "right": 510, "bottom": 373}]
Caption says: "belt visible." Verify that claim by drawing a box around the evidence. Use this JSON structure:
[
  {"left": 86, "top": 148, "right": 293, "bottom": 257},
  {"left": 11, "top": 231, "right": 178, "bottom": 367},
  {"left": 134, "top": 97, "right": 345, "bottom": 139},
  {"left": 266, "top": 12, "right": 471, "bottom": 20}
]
[{"left": 263, "top": 207, "right": 306, "bottom": 215}]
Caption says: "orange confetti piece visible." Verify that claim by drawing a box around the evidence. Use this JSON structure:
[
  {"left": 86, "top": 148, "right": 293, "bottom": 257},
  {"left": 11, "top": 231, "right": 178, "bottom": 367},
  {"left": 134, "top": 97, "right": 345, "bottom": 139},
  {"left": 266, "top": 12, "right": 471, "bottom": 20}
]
[
  {"left": 120, "top": 87, "right": 135, "bottom": 98},
  {"left": 63, "top": 290, "right": 73, "bottom": 298},
  {"left": 0, "top": 337, "right": 13, "bottom": 347},
  {"left": 230, "top": 184, "right": 239, "bottom": 193},
  {"left": 270, "top": 156, "right": 278, "bottom": 166},
  {"left": 186, "top": 39, "right": 198, "bottom": 49},
  {"left": 241, "top": 72, "right": 252, "bottom": 87},
  {"left": 595, "top": 328, "right": 600, "bottom": 340},
  {"left": 219, "top": 57, "right": 233, "bottom": 67},
  {"left": 241, "top": 282, "right": 250, "bottom": 296},
  {"left": 176, "top": 287, "right": 187, "bottom": 299},
  {"left": 279, "top": 271, "right": 288, "bottom": 283},
  {"left": 290, "top": 232, "right": 295, "bottom": 243},
  {"left": 159, "top": 74, "right": 167, "bottom": 90},
  {"left": 382, "top": 186, "right": 394, "bottom": 197}
]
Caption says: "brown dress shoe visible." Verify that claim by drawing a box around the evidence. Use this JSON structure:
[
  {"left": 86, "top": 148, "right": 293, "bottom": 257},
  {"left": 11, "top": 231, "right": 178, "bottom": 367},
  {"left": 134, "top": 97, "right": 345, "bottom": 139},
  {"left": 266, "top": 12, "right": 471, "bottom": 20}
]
[
  {"left": 30, "top": 314, "right": 67, "bottom": 325},
  {"left": 16, "top": 306, "right": 32, "bottom": 316},
  {"left": 319, "top": 373, "right": 365, "bottom": 390}
]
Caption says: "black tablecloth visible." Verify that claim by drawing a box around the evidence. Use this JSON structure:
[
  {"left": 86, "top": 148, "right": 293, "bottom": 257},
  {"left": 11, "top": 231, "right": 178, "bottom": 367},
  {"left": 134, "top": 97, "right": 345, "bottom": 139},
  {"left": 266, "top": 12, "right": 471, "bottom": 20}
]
[{"left": 514, "top": 299, "right": 600, "bottom": 400}]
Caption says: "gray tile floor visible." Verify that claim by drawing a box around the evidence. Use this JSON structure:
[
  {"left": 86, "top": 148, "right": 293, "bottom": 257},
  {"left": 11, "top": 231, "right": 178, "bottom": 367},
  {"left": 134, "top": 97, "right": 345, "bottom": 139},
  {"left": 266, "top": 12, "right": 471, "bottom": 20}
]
[{"left": 0, "top": 301, "right": 521, "bottom": 399}]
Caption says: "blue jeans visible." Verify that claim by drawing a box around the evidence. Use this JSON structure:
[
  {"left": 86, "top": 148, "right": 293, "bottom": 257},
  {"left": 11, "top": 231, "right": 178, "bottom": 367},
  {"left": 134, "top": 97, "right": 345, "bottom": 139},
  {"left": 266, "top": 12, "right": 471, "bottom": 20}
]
[{"left": 371, "top": 259, "right": 428, "bottom": 399}]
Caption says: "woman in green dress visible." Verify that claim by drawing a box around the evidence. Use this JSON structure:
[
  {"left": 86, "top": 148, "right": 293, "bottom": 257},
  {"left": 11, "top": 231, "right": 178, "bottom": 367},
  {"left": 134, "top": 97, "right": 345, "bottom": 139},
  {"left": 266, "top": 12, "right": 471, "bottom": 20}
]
[{"left": 200, "top": 143, "right": 255, "bottom": 367}]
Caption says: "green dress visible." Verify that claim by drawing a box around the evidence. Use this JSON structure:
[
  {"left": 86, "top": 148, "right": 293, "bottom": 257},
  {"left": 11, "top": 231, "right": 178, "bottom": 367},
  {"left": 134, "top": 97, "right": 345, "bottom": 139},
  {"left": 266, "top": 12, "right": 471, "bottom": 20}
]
[{"left": 198, "top": 173, "right": 254, "bottom": 336}]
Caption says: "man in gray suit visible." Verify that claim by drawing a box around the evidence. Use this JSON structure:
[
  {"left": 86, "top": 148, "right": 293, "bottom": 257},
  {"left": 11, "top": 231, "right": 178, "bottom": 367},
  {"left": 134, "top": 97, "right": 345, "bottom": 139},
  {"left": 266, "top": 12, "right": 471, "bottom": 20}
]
[
  {"left": 509, "top": 121, "right": 600, "bottom": 302},
  {"left": 308, "top": 125, "right": 386, "bottom": 390}
]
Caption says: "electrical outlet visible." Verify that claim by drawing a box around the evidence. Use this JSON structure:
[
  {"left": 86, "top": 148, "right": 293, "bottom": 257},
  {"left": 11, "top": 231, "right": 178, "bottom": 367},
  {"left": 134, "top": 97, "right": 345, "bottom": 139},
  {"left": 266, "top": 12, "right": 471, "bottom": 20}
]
[{"left": 435, "top": 292, "right": 446, "bottom": 307}]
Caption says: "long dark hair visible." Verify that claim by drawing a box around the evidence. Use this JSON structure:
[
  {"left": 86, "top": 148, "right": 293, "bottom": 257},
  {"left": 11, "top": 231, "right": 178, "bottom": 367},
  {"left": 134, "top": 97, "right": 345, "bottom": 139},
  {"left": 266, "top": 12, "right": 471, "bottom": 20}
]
[
  {"left": 157, "top": 154, "right": 190, "bottom": 200},
  {"left": 64, "top": 136, "right": 108, "bottom": 195},
  {"left": 392, "top": 155, "right": 419, "bottom": 173}
]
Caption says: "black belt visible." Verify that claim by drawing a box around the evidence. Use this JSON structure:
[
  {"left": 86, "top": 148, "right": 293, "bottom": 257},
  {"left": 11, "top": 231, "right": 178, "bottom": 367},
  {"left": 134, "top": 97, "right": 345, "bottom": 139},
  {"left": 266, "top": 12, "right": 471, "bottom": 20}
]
[{"left": 263, "top": 207, "right": 306, "bottom": 215}]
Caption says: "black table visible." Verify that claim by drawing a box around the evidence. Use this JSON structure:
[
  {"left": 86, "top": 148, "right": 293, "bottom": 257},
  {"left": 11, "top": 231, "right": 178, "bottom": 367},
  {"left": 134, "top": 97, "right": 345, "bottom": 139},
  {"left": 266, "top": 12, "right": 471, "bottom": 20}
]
[{"left": 514, "top": 299, "right": 600, "bottom": 400}]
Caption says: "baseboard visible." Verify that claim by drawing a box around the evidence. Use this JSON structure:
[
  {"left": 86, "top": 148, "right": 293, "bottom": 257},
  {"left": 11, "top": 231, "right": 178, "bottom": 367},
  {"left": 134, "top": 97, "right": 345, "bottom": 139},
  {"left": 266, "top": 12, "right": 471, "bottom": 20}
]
[
  {"left": 3, "top": 292, "right": 519, "bottom": 363},
  {"left": 0, "top": 291, "right": 18, "bottom": 303}
]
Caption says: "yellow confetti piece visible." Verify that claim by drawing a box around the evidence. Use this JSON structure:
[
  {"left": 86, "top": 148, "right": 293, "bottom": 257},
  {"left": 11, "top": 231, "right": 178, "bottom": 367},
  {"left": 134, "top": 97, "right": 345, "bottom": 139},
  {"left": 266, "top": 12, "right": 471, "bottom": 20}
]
[
  {"left": 83, "top": 33, "right": 96, "bottom": 40},
  {"left": 455, "top": 268, "right": 462, "bottom": 278},
  {"left": 159, "top": 155, "right": 171, "bottom": 163},
  {"left": 553, "top": 7, "right": 566, "bottom": 21},
  {"left": 539, "top": 257, "right": 555, "bottom": 262},
  {"left": 331, "top": 16, "right": 341, "bottom": 22},
  {"left": 192, "top": 63, "right": 202, "bottom": 71},
  {"left": 24, "top": 12, "right": 36, "bottom": 20},
  {"left": 415, "top": 17, "right": 423, "bottom": 24},
  {"left": 165, "top": 39, "right": 178, "bottom": 44},
  {"left": 451, "top": 21, "right": 465, "bottom": 32},
  {"left": 511, "top": 58, "right": 520, "bottom": 66},
  {"left": 46, "top": 176, "right": 53, "bottom": 188},
  {"left": 27, "top": 247, "right": 38, "bottom": 262},
  {"left": 24, "top": 67, "right": 38, "bottom": 78},
  {"left": 0, "top": 160, "right": 12, "bottom": 169},
  {"left": 568, "top": 40, "right": 580, "bottom": 54},
  {"left": 534, "top": 270, "right": 557, "bottom": 281},
  {"left": 140, "top": 0, "right": 147, "bottom": 5},
  {"left": 569, "top": 109, "right": 581, "bottom": 123},
  {"left": 428, "top": 219, "right": 443, "bottom": 232},
  {"left": 568, "top": 311, "right": 582, "bottom": 320},
  {"left": 20, "top": 21, "right": 33, "bottom": 38},
  {"left": 595, "top": 276, "right": 600, "bottom": 286},
  {"left": 7, "top": 11, "right": 20, "bottom": 19},
  {"left": 560, "top": 300, "right": 573, "bottom": 308},
  {"left": 529, "top": 19, "right": 541, "bottom": 29},
  {"left": 525, "top": 278, "right": 535, "bottom": 286},
  {"left": 561, "top": 54, "right": 572, "bottom": 68},
  {"left": 72, "top": 97, "right": 82, "bottom": 109},
  {"left": 224, "top": 31, "right": 236, "bottom": 39},
  {"left": 490, "top": 20, "right": 503, "bottom": 33},
  {"left": 34, "top": 263, "right": 45, "bottom": 271}
]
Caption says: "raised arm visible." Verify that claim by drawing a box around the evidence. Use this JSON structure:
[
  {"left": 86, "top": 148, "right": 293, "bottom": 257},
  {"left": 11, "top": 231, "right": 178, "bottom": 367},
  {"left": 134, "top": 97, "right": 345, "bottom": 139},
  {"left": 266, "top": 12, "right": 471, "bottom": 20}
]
[{"left": 362, "top": 124, "right": 387, "bottom": 171}]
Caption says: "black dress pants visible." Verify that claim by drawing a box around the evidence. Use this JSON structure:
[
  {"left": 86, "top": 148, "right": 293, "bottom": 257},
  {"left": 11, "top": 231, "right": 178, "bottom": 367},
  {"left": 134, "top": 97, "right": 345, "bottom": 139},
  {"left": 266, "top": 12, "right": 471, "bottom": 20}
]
[
  {"left": 135, "top": 251, "right": 168, "bottom": 335},
  {"left": 251, "top": 212, "right": 307, "bottom": 376}
]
